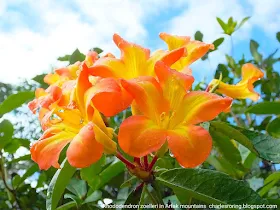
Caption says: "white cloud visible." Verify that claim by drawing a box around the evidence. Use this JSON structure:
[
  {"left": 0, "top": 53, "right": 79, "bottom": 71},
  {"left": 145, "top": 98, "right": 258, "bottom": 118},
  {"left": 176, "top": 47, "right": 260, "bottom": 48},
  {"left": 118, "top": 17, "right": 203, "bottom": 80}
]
[
  {"left": 0, "top": 0, "right": 183, "bottom": 83},
  {"left": 248, "top": 0, "right": 280, "bottom": 35}
]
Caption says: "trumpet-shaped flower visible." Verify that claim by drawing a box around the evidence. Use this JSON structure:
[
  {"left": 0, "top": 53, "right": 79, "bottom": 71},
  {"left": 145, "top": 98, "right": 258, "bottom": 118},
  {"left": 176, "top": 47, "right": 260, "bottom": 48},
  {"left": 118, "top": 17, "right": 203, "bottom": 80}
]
[
  {"left": 159, "top": 32, "right": 214, "bottom": 73},
  {"left": 209, "top": 63, "right": 264, "bottom": 101},
  {"left": 84, "top": 34, "right": 187, "bottom": 116},
  {"left": 118, "top": 61, "right": 232, "bottom": 168},
  {"left": 30, "top": 64, "right": 116, "bottom": 170}
]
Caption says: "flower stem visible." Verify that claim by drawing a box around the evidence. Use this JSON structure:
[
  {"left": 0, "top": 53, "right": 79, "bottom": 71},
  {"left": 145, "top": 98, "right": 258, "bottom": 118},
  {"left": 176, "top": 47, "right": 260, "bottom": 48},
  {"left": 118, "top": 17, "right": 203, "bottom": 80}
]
[
  {"left": 116, "top": 152, "right": 136, "bottom": 169},
  {"left": 134, "top": 157, "right": 142, "bottom": 167},
  {"left": 143, "top": 156, "right": 149, "bottom": 170},
  {"left": 148, "top": 156, "right": 158, "bottom": 171}
]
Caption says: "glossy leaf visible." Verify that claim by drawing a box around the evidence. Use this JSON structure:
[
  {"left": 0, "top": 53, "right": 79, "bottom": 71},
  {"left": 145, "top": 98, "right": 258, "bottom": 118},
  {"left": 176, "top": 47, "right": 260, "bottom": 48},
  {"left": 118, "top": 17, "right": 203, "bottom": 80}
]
[
  {"left": 266, "top": 117, "right": 280, "bottom": 138},
  {"left": 210, "top": 127, "right": 244, "bottom": 171},
  {"left": 46, "top": 160, "right": 76, "bottom": 210},
  {"left": 246, "top": 102, "right": 280, "bottom": 115},
  {"left": 210, "top": 121, "right": 280, "bottom": 163},
  {"left": 157, "top": 168, "right": 268, "bottom": 205},
  {"left": 0, "top": 120, "right": 14, "bottom": 149},
  {"left": 66, "top": 178, "right": 87, "bottom": 199},
  {"left": 0, "top": 91, "right": 34, "bottom": 116}
]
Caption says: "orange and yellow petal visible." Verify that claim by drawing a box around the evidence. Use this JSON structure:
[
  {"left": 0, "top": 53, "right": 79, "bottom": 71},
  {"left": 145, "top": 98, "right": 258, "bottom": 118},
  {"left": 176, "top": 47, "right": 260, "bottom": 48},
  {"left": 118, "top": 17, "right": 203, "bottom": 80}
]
[
  {"left": 67, "top": 122, "right": 104, "bottom": 168},
  {"left": 118, "top": 116, "right": 167, "bottom": 157},
  {"left": 75, "top": 63, "right": 93, "bottom": 116},
  {"left": 214, "top": 63, "right": 264, "bottom": 101},
  {"left": 31, "top": 129, "right": 74, "bottom": 170},
  {"left": 113, "top": 33, "right": 151, "bottom": 77},
  {"left": 155, "top": 61, "right": 194, "bottom": 112},
  {"left": 159, "top": 32, "right": 191, "bottom": 50},
  {"left": 171, "top": 91, "right": 232, "bottom": 127},
  {"left": 89, "top": 57, "right": 126, "bottom": 79},
  {"left": 121, "top": 77, "right": 169, "bottom": 122},
  {"left": 44, "top": 73, "right": 60, "bottom": 85},
  {"left": 160, "top": 32, "right": 214, "bottom": 71},
  {"left": 167, "top": 125, "right": 212, "bottom": 168},
  {"left": 85, "top": 78, "right": 132, "bottom": 117}
]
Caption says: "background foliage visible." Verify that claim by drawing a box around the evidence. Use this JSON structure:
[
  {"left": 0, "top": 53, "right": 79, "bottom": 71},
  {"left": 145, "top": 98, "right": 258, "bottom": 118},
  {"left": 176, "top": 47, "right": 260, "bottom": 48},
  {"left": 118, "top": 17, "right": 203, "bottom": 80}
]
[{"left": 0, "top": 17, "right": 280, "bottom": 209}]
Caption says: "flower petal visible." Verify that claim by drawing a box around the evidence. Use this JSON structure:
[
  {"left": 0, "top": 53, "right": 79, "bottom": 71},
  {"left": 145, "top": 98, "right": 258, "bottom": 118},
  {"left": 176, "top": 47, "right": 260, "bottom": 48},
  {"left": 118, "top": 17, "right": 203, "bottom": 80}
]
[
  {"left": 85, "top": 78, "right": 132, "bottom": 117},
  {"left": 159, "top": 32, "right": 191, "bottom": 50},
  {"left": 121, "top": 77, "right": 169, "bottom": 122},
  {"left": 118, "top": 116, "right": 167, "bottom": 157},
  {"left": 215, "top": 63, "right": 264, "bottom": 101},
  {"left": 171, "top": 91, "right": 232, "bottom": 127},
  {"left": 67, "top": 122, "right": 104, "bottom": 168},
  {"left": 31, "top": 129, "right": 73, "bottom": 170},
  {"left": 155, "top": 61, "right": 194, "bottom": 112},
  {"left": 167, "top": 125, "right": 212, "bottom": 168},
  {"left": 160, "top": 32, "right": 214, "bottom": 70}
]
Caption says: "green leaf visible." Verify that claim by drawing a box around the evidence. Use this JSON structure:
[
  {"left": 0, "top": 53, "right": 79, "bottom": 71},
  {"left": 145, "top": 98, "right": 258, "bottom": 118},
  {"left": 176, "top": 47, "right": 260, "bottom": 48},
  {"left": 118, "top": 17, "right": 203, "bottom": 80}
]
[
  {"left": 67, "top": 178, "right": 87, "bottom": 199},
  {"left": 236, "top": 16, "right": 250, "bottom": 30},
  {"left": 194, "top": 31, "right": 203, "bottom": 41},
  {"left": 46, "top": 160, "right": 76, "bottom": 210},
  {"left": 83, "top": 190, "right": 102, "bottom": 204},
  {"left": 57, "top": 55, "right": 71, "bottom": 62},
  {"left": 210, "top": 127, "right": 244, "bottom": 171},
  {"left": 0, "top": 120, "right": 14, "bottom": 148},
  {"left": 96, "top": 159, "right": 125, "bottom": 190},
  {"left": 123, "top": 187, "right": 143, "bottom": 209},
  {"left": 120, "top": 176, "right": 137, "bottom": 188},
  {"left": 276, "top": 32, "right": 280, "bottom": 43},
  {"left": 259, "top": 172, "right": 280, "bottom": 197},
  {"left": 0, "top": 91, "right": 34, "bottom": 116},
  {"left": 32, "top": 74, "right": 48, "bottom": 88},
  {"left": 80, "top": 156, "right": 105, "bottom": 189},
  {"left": 4, "top": 138, "right": 30, "bottom": 153},
  {"left": 267, "top": 117, "right": 280, "bottom": 138},
  {"left": 216, "top": 17, "right": 227, "bottom": 33},
  {"left": 246, "top": 102, "right": 280, "bottom": 114},
  {"left": 9, "top": 154, "right": 31, "bottom": 163},
  {"left": 69, "top": 49, "right": 85, "bottom": 64},
  {"left": 210, "top": 121, "right": 280, "bottom": 163},
  {"left": 157, "top": 168, "right": 268, "bottom": 205},
  {"left": 56, "top": 201, "right": 76, "bottom": 210},
  {"left": 92, "top": 47, "right": 103, "bottom": 54},
  {"left": 212, "top": 37, "right": 224, "bottom": 50},
  {"left": 250, "top": 39, "right": 263, "bottom": 63},
  {"left": 13, "top": 164, "right": 38, "bottom": 188}
]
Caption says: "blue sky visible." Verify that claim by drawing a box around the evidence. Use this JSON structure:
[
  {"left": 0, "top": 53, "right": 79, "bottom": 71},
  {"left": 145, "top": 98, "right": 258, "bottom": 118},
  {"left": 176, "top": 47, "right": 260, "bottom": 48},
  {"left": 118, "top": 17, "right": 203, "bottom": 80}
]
[{"left": 0, "top": 0, "right": 279, "bottom": 84}]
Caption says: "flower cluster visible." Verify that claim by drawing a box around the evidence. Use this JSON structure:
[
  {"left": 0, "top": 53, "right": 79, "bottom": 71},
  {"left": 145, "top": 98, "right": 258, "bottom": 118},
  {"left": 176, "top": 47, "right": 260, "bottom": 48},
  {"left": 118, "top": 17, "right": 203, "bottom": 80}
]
[{"left": 28, "top": 33, "right": 263, "bottom": 173}]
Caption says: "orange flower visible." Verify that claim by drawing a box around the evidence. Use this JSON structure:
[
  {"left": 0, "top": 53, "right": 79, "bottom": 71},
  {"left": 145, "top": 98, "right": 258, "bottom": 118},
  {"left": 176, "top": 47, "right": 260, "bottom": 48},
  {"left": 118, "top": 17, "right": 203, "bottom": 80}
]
[
  {"left": 159, "top": 32, "right": 214, "bottom": 73},
  {"left": 209, "top": 63, "right": 264, "bottom": 101},
  {"left": 28, "top": 51, "right": 98, "bottom": 114},
  {"left": 31, "top": 64, "right": 116, "bottom": 170},
  {"left": 84, "top": 34, "right": 186, "bottom": 116},
  {"left": 118, "top": 61, "right": 232, "bottom": 168}
]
